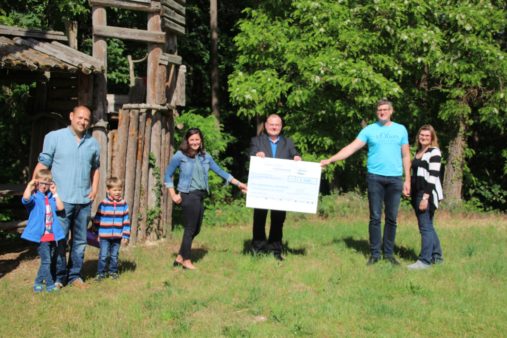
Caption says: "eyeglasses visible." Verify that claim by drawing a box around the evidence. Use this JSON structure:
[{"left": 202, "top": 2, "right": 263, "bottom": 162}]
[{"left": 38, "top": 182, "right": 52, "bottom": 186}]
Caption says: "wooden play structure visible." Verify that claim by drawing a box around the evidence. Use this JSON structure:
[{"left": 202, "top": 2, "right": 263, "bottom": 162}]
[{"left": 0, "top": 0, "right": 186, "bottom": 243}]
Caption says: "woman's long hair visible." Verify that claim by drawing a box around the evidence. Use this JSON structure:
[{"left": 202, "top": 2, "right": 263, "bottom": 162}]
[
  {"left": 179, "top": 128, "right": 206, "bottom": 157},
  {"left": 415, "top": 124, "right": 439, "bottom": 151}
]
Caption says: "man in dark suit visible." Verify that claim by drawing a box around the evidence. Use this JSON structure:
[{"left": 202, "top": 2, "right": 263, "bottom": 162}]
[{"left": 249, "top": 114, "right": 301, "bottom": 261}]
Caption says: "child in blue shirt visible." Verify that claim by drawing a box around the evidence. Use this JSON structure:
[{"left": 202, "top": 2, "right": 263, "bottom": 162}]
[
  {"left": 93, "top": 177, "right": 130, "bottom": 280},
  {"left": 21, "top": 169, "right": 65, "bottom": 292}
]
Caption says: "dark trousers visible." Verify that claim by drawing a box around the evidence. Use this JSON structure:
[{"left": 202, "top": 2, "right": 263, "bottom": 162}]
[
  {"left": 179, "top": 190, "right": 206, "bottom": 260},
  {"left": 253, "top": 208, "right": 286, "bottom": 252},
  {"left": 367, "top": 173, "right": 403, "bottom": 258},
  {"left": 411, "top": 193, "right": 443, "bottom": 264}
]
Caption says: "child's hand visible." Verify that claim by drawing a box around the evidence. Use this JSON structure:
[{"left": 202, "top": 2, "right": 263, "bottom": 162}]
[
  {"left": 49, "top": 182, "right": 58, "bottom": 194},
  {"left": 121, "top": 238, "right": 129, "bottom": 246},
  {"left": 27, "top": 179, "right": 37, "bottom": 191}
]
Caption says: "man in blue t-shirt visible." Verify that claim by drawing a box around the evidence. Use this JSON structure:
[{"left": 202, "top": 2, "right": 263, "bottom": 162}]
[{"left": 321, "top": 100, "right": 411, "bottom": 265}]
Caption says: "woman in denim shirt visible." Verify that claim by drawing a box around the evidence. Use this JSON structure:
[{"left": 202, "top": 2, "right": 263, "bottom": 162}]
[{"left": 165, "top": 128, "right": 247, "bottom": 270}]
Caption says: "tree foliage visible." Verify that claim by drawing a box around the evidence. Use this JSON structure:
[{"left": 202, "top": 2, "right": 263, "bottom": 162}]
[{"left": 229, "top": 0, "right": 507, "bottom": 209}]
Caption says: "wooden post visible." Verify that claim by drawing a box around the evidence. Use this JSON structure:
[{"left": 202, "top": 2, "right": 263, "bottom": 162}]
[
  {"left": 92, "top": 6, "right": 108, "bottom": 205},
  {"left": 148, "top": 111, "right": 162, "bottom": 237},
  {"left": 147, "top": 13, "right": 162, "bottom": 104},
  {"left": 138, "top": 112, "right": 152, "bottom": 241},
  {"left": 124, "top": 109, "right": 139, "bottom": 219},
  {"left": 65, "top": 20, "right": 78, "bottom": 49},
  {"left": 92, "top": 120, "right": 108, "bottom": 213},
  {"left": 107, "top": 129, "right": 116, "bottom": 179},
  {"left": 114, "top": 108, "right": 130, "bottom": 181},
  {"left": 130, "top": 110, "right": 147, "bottom": 244}
]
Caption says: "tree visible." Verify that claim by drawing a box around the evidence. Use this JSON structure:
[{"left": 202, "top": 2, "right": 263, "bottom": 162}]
[{"left": 229, "top": 0, "right": 507, "bottom": 205}]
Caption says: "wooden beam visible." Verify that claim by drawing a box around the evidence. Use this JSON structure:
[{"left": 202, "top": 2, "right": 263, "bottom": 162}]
[
  {"left": 0, "top": 24, "right": 68, "bottom": 42},
  {"left": 89, "top": 0, "right": 161, "bottom": 13},
  {"left": 94, "top": 25, "right": 166, "bottom": 44},
  {"left": 159, "top": 53, "right": 182, "bottom": 65},
  {"left": 0, "top": 220, "right": 27, "bottom": 232},
  {"left": 161, "top": 0, "right": 185, "bottom": 16},
  {"left": 161, "top": 7, "right": 186, "bottom": 26},
  {"left": 162, "top": 19, "right": 185, "bottom": 35}
]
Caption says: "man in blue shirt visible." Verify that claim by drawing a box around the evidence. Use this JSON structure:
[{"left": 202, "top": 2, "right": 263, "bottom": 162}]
[
  {"left": 34, "top": 105, "right": 100, "bottom": 288},
  {"left": 321, "top": 100, "right": 411, "bottom": 265},
  {"left": 249, "top": 114, "right": 301, "bottom": 261}
]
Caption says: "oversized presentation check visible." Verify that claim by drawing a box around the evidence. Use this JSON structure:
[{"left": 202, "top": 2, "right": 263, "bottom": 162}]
[{"left": 246, "top": 156, "right": 321, "bottom": 214}]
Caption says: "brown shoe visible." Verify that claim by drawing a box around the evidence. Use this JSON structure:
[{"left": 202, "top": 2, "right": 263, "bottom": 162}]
[{"left": 70, "top": 278, "right": 88, "bottom": 289}]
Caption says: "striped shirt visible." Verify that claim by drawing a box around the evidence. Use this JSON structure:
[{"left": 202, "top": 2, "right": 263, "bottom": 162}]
[
  {"left": 411, "top": 147, "right": 444, "bottom": 208},
  {"left": 93, "top": 196, "right": 130, "bottom": 239}
]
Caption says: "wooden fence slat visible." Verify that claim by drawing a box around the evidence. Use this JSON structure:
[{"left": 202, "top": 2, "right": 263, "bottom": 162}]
[
  {"left": 161, "top": 1, "right": 185, "bottom": 15},
  {"left": 130, "top": 110, "right": 147, "bottom": 244},
  {"left": 124, "top": 109, "right": 139, "bottom": 225},
  {"left": 148, "top": 111, "right": 162, "bottom": 237},
  {"left": 138, "top": 111, "right": 152, "bottom": 241},
  {"left": 114, "top": 109, "right": 130, "bottom": 181}
]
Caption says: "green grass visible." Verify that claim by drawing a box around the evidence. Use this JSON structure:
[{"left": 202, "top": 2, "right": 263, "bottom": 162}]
[{"left": 1, "top": 195, "right": 506, "bottom": 337}]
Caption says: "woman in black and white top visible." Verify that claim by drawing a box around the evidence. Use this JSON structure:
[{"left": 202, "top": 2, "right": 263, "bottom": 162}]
[{"left": 408, "top": 125, "right": 444, "bottom": 270}]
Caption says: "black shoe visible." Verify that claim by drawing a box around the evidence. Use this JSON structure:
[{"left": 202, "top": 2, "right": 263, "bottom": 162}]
[
  {"left": 384, "top": 256, "right": 400, "bottom": 266},
  {"left": 273, "top": 252, "right": 284, "bottom": 261},
  {"left": 109, "top": 272, "right": 119, "bottom": 279},
  {"left": 367, "top": 256, "right": 380, "bottom": 265},
  {"left": 251, "top": 240, "right": 267, "bottom": 255}
]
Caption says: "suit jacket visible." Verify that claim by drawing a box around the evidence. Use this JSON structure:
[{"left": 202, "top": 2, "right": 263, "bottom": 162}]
[{"left": 249, "top": 133, "right": 300, "bottom": 160}]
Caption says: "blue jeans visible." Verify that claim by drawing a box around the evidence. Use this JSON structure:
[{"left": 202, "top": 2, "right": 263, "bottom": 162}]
[
  {"left": 411, "top": 193, "right": 443, "bottom": 264},
  {"left": 35, "top": 241, "right": 56, "bottom": 287},
  {"left": 56, "top": 202, "right": 91, "bottom": 284},
  {"left": 97, "top": 238, "right": 121, "bottom": 275},
  {"left": 367, "top": 174, "right": 403, "bottom": 258}
]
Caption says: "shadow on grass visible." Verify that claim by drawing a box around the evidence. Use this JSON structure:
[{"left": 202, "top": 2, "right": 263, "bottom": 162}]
[
  {"left": 81, "top": 259, "right": 137, "bottom": 280},
  {"left": 0, "top": 238, "right": 38, "bottom": 279},
  {"left": 191, "top": 248, "right": 208, "bottom": 263},
  {"left": 336, "top": 236, "right": 418, "bottom": 261},
  {"left": 241, "top": 240, "right": 306, "bottom": 256}
]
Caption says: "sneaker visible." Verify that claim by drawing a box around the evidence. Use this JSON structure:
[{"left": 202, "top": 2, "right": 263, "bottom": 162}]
[
  {"left": 95, "top": 274, "right": 106, "bottom": 282},
  {"left": 33, "top": 284, "right": 44, "bottom": 293},
  {"left": 384, "top": 256, "right": 400, "bottom": 266},
  {"left": 431, "top": 257, "right": 444, "bottom": 265},
  {"left": 54, "top": 282, "right": 64, "bottom": 290},
  {"left": 70, "top": 278, "right": 88, "bottom": 289},
  {"left": 367, "top": 256, "right": 380, "bottom": 265},
  {"left": 46, "top": 284, "right": 59, "bottom": 292},
  {"left": 407, "top": 260, "right": 431, "bottom": 270},
  {"left": 109, "top": 272, "right": 119, "bottom": 280}
]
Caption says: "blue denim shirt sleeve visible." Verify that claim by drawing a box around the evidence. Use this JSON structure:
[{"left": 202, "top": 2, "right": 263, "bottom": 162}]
[
  {"left": 38, "top": 130, "right": 57, "bottom": 167},
  {"left": 164, "top": 151, "right": 183, "bottom": 188},
  {"left": 207, "top": 154, "right": 233, "bottom": 183}
]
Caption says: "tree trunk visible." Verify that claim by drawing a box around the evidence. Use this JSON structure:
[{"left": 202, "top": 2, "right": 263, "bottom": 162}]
[
  {"left": 210, "top": 0, "right": 219, "bottom": 118},
  {"left": 443, "top": 115, "right": 467, "bottom": 205}
]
